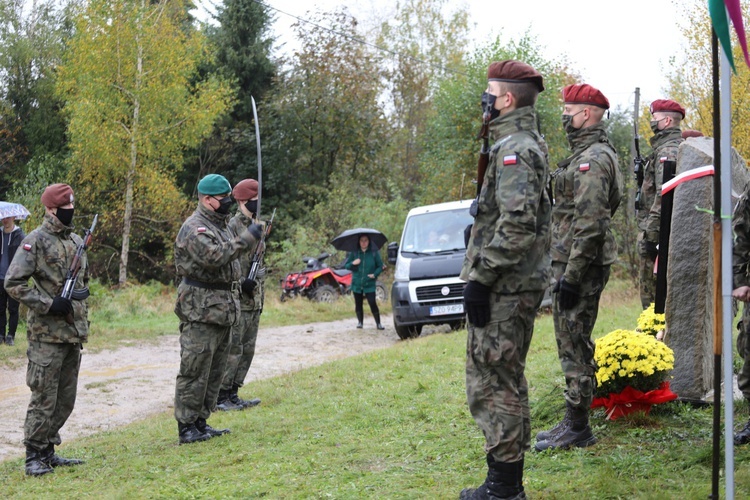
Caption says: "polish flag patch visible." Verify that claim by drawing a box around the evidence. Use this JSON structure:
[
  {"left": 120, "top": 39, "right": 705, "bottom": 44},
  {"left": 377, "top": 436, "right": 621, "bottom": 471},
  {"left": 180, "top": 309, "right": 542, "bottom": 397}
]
[
  {"left": 23, "top": 243, "right": 32, "bottom": 251},
  {"left": 503, "top": 155, "right": 518, "bottom": 166},
  {"left": 197, "top": 227, "right": 207, "bottom": 233},
  {"left": 659, "top": 156, "right": 668, "bottom": 163},
  {"left": 579, "top": 163, "right": 590, "bottom": 172}
]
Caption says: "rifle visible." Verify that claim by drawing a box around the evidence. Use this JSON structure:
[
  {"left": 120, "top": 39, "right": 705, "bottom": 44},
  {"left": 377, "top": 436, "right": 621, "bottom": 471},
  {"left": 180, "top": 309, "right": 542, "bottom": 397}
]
[
  {"left": 633, "top": 87, "right": 648, "bottom": 211},
  {"left": 475, "top": 106, "right": 491, "bottom": 197},
  {"left": 247, "top": 208, "right": 275, "bottom": 282},
  {"left": 61, "top": 214, "right": 98, "bottom": 324}
]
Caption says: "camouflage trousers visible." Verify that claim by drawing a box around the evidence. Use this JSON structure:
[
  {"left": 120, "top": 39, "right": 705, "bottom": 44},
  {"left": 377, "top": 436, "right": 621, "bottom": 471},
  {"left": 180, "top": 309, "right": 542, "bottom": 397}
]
[
  {"left": 174, "top": 321, "right": 231, "bottom": 424},
  {"left": 738, "top": 304, "right": 750, "bottom": 401},
  {"left": 552, "top": 262, "right": 610, "bottom": 410},
  {"left": 221, "top": 309, "right": 260, "bottom": 391},
  {"left": 24, "top": 341, "right": 82, "bottom": 452},
  {"left": 637, "top": 232, "right": 656, "bottom": 309},
  {"left": 466, "top": 290, "right": 544, "bottom": 463}
]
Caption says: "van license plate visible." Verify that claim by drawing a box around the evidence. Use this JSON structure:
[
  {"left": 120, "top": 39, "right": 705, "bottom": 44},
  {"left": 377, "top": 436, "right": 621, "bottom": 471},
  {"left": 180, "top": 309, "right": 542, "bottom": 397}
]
[{"left": 430, "top": 304, "right": 464, "bottom": 316}]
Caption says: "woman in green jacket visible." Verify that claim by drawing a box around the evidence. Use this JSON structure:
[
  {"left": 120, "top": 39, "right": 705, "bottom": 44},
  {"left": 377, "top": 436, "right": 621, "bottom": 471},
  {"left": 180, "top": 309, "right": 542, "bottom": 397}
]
[{"left": 344, "top": 235, "right": 384, "bottom": 330}]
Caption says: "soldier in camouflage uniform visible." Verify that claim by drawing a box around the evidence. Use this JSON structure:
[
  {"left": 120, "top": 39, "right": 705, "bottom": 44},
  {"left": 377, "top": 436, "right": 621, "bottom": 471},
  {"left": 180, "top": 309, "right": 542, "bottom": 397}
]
[
  {"left": 637, "top": 99, "right": 684, "bottom": 309},
  {"left": 731, "top": 185, "right": 750, "bottom": 445},
  {"left": 4, "top": 184, "right": 87, "bottom": 476},
  {"left": 173, "top": 174, "right": 262, "bottom": 444},
  {"left": 459, "top": 60, "right": 550, "bottom": 500},
  {"left": 217, "top": 179, "right": 265, "bottom": 411},
  {"left": 534, "top": 84, "right": 622, "bottom": 452}
]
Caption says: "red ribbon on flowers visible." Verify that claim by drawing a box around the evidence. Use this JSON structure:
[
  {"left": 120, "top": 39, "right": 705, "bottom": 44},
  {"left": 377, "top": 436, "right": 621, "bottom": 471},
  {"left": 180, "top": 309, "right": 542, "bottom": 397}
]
[{"left": 591, "top": 381, "right": 678, "bottom": 420}]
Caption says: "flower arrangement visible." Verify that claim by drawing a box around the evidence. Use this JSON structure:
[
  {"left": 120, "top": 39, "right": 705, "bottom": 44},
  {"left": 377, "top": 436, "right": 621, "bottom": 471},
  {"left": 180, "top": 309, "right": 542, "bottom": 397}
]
[
  {"left": 636, "top": 303, "right": 666, "bottom": 338},
  {"left": 592, "top": 329, "right": 677, "bottom": 419},
  {"left": 594, "top": 329, "right": 674, "bottom": 397}
]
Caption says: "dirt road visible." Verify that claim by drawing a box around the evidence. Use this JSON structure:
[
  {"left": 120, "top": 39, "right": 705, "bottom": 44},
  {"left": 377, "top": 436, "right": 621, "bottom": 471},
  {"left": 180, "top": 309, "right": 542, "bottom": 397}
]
[{"left": 0, "top": 315, "right": 409, "bottom": 462}]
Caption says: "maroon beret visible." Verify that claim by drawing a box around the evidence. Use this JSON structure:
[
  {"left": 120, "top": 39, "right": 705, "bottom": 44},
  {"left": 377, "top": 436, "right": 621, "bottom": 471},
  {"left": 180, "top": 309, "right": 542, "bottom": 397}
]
[
  {"left": 232, "top": 179, "right": 259, "bottom": 201},
  {"left": 650, "top": 99, "right": 685, "bottom": 118},
  {"left": 41, "top": 183, "right": 74, "bottom": 209},
  {"left": 487, "top": 60, "right": 544, "bottom": 92},
  {"left": 682, "top": 129, "right": 704, "bottom": 139},
  {"left": 562, "top": 84, "right": 610, "bottom": 109}
]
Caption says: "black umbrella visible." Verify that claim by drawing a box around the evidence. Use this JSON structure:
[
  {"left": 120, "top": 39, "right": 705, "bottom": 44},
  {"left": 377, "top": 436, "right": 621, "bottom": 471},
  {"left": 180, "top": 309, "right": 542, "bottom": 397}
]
[{"left": 331, "top": 228, "right": 387, "bottom": 253}]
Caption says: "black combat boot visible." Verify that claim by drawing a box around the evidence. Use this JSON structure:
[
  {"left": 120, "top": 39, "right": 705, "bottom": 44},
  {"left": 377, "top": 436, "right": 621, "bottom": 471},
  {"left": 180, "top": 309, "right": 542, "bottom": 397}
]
[
  {"left": 43, "top": 444, "right": 84, "bottom": 467},
  {"left": 534, "top": 406, "right": 597, "bottom": 451},
  {"left": 536, "top": 405, "right": 573, "bottom": 442},
  {"left": 5, "top": 335, "right": 13, "bottom": 346},
  {"left": 734, "top": 417, "right": 750, "bottom": 445},
  {"left": 0, "top": 335, "right": 5, "bottom": 345},
  {"left": 178, "top": 422, "right": 211, "bottom": 444},
  {"left": 25, "top": 447, "right": 53, "bottom": 476},
  {"left": 195, "top": 418, "right": 230, "bottom": 437},
  {"left": 459, "top": 455, "right": 526, "bottom": 499},
  {"left": 229, "top": 384, "right": 261, "bottom": 409},
  {"left": 216, "top": 389, "right": 243, "bottom": 411}
]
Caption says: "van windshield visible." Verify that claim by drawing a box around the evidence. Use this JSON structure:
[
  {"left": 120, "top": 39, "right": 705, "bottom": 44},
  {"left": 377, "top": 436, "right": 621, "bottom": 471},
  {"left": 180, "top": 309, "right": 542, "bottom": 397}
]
[{"left": 400, "top": 207, "right": 473, "bottom": 254}]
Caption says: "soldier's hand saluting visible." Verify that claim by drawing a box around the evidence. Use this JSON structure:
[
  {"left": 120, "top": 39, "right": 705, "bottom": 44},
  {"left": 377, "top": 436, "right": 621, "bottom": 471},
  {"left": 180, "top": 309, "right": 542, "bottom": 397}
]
[{"left": 463, "top": 281, "right": 492, "bottom": 327}]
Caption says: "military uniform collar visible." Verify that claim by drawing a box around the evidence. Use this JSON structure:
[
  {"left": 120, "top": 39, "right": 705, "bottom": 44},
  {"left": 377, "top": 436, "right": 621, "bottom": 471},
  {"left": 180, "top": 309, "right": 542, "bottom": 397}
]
[
  {"left": 489, "top": 106, "right": 539, "bottom": 141},
  {"left": 650, "top": 127, "right": 683, "bottom": 148},
  {"left": 41, "top": 213, "right": 74, "bottom": 236},
  {"left": 558, "top": 122, "right": 610, "bottom": 169},
  {"left": 197, "top": 202, "right": 230, "bottom": 224}
]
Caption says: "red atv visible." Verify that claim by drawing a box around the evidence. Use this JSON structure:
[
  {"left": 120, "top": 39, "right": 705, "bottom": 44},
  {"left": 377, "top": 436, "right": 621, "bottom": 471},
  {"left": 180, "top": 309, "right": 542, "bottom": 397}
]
[{"left": 280, "top": 252, "right": 387, "bottom": 303}]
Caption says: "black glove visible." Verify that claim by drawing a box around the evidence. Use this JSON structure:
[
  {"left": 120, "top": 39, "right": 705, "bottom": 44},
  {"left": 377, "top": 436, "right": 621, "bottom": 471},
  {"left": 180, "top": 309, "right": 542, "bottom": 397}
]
[
  {"left": 644, "top": 240, "right": 659, "bottom": 260},
  {"left": 241, "top": 279, "right": 256, "bottom": 296},
  {"left": 49, "top": 295, "right": 73, "bottom": 316},
  {"left": 247, "top": 223, "right": 263, "bottom": 240},
  {"left": 463, "top": 281, "right": 492, "bottom": 328},
  {"left": 554, "top": 278, "right": 581, "bottom": 311},
  {"left": 464, "top": 224, "right": 473, "bottom": 248}
]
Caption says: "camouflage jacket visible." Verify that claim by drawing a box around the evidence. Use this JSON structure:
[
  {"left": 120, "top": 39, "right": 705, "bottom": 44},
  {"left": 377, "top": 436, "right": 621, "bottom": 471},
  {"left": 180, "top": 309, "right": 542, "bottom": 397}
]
[
  {"left": 550, "top": 122, "right": 622, "bottom": 285},
  {"left": 638, "top": 127, "right": 683, "bottom": 241},
  {"left": 228, "top": 210, "right": 266, "bottom": 312},
  {"left": 733, "top": 186, "right": 750, "bottom": 288},
  {"left": 460, "top": 106, "right": 552, "bottom": 293},
  {"left": 4, "top": 214, "right": 89, "bottom": 343},
  {"left": 174, "top": 203, "right": 258, "bottom": 326}
]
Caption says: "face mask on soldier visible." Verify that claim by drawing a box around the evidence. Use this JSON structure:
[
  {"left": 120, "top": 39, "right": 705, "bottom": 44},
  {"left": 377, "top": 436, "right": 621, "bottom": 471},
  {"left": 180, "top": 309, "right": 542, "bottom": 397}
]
[
  {"left": 55, "top": 207, "right": 74, "bottom": 226},
  {"left": 481, "top": 92, "right": 501, "bottom": 121},
  {"left": 214, "top": 196, "right": 234, "bottom": 215},
  {"left": 245, "top": 200, "right": 258, "bottom": 215},
  {"left": 562, "top": 109, "right": 586, "bottom": 134}
]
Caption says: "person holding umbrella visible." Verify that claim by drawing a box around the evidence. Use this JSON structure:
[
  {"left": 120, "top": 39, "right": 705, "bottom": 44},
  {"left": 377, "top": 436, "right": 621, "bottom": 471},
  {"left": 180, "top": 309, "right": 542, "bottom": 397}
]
[
  {"left": 343, "top": 234, "right": 384, "bottom": 330},
  {"left": 0, "top": 202, "right": 29, "bottom": 346}
]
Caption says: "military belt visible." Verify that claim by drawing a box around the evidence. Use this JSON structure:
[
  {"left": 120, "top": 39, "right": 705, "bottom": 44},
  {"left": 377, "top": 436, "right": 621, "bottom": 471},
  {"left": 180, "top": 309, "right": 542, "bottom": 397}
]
[{"left": 182, "top": 277, "right": 233, "bottom": 291}]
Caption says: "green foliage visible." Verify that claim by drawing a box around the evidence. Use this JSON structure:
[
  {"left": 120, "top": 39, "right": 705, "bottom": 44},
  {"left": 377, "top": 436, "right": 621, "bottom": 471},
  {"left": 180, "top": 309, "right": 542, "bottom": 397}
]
[{"left": 57, "top": 0, "right": 234, "bottom": 284}]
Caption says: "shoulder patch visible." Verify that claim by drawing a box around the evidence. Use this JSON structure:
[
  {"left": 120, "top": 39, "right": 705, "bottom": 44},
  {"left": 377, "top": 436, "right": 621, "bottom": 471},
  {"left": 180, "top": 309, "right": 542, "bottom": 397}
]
[
  {"left": 579, "top": 163, "right": 590, "bottom": 172},
  {"left": 659, "top": 156, "right": 668, "bottom": 163},
  {"left": 503, "top": 154, "right": 518, "bottom": 166},
  {"left": 197, "top": 227, "right": 207, "bottom": 233},
  {"left": 23, "top": 243, "right": 32, "bottom": 251}
]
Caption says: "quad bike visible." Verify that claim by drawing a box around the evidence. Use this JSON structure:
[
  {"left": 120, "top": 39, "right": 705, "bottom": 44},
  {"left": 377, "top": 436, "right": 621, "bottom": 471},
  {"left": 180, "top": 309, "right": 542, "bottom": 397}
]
[{"left": 280, "top": 252, "right": 387, "bottom": 303}]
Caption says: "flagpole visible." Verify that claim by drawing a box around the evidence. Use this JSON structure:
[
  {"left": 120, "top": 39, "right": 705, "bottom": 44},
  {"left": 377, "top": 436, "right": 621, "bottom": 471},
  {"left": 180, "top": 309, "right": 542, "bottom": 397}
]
[
  {"left": 710, "top": 27, "right": 722, "bottom": 500},
  {"left": 720, "top": 29, "right": 735, "bottom": 500}
]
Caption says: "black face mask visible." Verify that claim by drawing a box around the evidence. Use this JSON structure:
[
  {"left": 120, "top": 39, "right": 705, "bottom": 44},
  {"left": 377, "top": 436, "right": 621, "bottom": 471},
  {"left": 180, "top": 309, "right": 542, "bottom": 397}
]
[
  {"left": 214, "top": 196, "right": 234, "bottom": 215},
  {"left": 481, "top": 92, "right": 501, "bottom": 121},
  {"left": 55, "top": 207, "right": 74, "bottom": 226},
  {"left": 245, "top": 200, "right": 258, "bottom": 215}
]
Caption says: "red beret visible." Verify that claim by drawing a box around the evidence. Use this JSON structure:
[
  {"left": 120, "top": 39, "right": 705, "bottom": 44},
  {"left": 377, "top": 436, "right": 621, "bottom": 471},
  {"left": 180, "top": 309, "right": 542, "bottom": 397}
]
[
  {"left": 487, "top": 60, "right": 544, "bottom": 92},
  {"left": 682, "top": 129, "right": 703, "bottom": 139},
  {"left": 562, "top": 84, "right": 610, "bottom": 109},
  {"left": 232, "top": 179, "right": 259, "bottom": 201},
  {"left": 650, "top": 99, "right": 685, "bottom": 118},
  {"left": 41, "top": 183, "right": 74, "bottom": 209}
]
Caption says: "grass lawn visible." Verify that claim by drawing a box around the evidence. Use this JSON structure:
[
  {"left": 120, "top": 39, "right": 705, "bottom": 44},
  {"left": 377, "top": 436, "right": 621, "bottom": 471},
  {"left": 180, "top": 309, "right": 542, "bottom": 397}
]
[{"left": 0, "top": 279, "right": 748, "bottom": 498}]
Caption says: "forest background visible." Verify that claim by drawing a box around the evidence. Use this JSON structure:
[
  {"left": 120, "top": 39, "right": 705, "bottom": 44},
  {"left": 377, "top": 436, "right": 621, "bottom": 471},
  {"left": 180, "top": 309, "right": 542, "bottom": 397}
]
[{"left": 1, "top": 0, "right": 749, "bottom": 289}]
